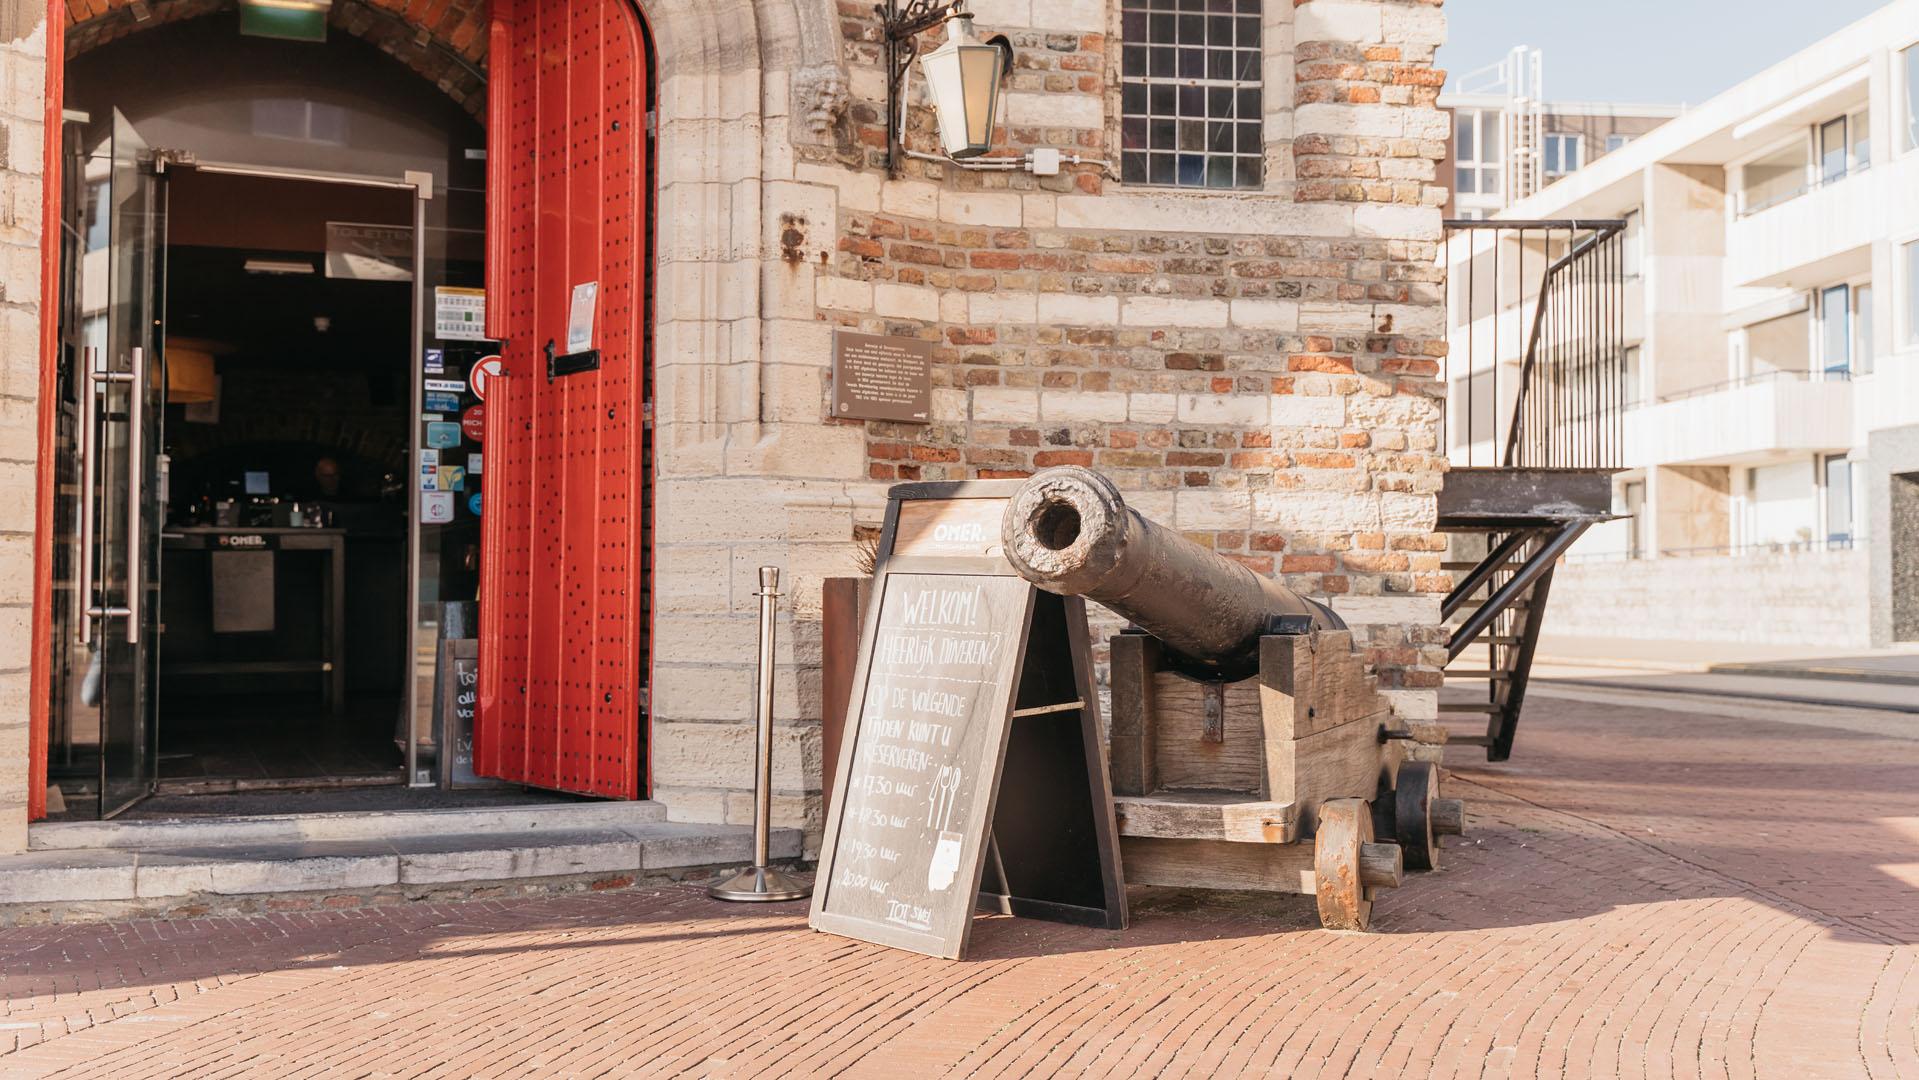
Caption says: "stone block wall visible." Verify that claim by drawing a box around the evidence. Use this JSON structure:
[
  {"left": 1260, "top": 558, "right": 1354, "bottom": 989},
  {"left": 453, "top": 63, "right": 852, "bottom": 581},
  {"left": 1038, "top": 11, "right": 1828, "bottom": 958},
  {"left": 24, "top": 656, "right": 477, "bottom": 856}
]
[
  {"left": 0, "top": 0, "right": 47, "bottom": 852},
  {"left": 1550, "top": 548, "right": 1871, "bottom": 648},
  {"left": 649, "top": 0, "right": 1452, "bottom": 850}
]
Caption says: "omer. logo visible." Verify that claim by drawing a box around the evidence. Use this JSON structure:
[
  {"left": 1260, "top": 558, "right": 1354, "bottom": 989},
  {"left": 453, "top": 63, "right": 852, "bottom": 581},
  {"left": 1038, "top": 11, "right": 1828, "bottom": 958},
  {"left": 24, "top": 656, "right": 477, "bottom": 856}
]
[
  {"left": 931, "top": 522, "right": 985, "bottom": 543},
  {"left": 217, "top": 535, "right": 268, "bottom": 548}
]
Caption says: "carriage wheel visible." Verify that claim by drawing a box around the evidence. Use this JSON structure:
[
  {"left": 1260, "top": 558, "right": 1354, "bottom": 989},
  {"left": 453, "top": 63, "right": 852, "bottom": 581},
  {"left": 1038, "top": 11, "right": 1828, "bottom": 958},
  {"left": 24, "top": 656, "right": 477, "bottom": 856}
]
[{"left": 1315, "top": 799, "right": 1402, "bottom": 931}]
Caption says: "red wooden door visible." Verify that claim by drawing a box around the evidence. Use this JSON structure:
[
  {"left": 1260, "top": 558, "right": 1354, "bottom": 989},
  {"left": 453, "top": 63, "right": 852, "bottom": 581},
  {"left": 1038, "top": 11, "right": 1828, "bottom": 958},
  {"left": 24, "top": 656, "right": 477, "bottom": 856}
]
[{"left": 476, "top": 0, "right": 651, "bottom": 798}]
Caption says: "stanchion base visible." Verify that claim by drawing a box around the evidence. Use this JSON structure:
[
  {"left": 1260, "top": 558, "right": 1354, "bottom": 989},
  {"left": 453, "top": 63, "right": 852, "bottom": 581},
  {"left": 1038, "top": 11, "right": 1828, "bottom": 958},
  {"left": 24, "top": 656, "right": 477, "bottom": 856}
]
[{"left": 708, "top": 865, "right": 812, "bottom": 903}]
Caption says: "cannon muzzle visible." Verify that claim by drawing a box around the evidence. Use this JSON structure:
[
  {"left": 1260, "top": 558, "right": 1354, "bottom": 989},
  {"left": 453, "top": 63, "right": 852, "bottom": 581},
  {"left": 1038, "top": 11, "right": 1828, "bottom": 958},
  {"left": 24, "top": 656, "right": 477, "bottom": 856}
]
[{"left": 1001, "top": 467, "right": 1343, "bottom": 681}]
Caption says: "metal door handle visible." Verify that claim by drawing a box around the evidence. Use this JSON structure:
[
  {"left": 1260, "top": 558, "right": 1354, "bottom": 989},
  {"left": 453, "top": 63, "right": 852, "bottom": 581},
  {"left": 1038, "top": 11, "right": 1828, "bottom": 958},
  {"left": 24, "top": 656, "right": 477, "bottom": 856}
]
[
  {"left": 77, "top": 348, "right": 97, "bottom": 647},
  {"left": 79, "top": 350, "right": 138, "bottom": 645},
  {"left": 125, "top": 346, "right": 144, "bottom": 645}
]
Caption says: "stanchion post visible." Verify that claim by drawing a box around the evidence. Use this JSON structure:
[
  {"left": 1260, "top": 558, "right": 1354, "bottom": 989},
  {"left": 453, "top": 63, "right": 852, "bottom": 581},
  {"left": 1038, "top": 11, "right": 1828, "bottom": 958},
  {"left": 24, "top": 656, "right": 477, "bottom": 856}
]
[{"left": 709, "top": 566, "right": 811, "bottom": 902}]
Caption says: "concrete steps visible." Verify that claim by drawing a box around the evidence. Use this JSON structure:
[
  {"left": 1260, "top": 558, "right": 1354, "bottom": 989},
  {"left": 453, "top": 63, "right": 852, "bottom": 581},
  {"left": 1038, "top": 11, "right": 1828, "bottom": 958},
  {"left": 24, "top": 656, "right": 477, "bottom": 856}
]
[
  {"left": 31, "top": 799, "right": 671, "bottom": 850},
  {"left": 1, "top": 802, "right": 804, "bottom": 909}
]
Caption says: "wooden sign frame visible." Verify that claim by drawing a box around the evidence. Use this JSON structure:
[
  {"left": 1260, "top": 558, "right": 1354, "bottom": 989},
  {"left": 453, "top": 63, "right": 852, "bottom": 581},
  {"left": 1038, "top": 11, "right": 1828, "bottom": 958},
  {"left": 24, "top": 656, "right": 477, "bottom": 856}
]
[{"left": 809, "top": 480, "right": 1128, "bottom": 960}]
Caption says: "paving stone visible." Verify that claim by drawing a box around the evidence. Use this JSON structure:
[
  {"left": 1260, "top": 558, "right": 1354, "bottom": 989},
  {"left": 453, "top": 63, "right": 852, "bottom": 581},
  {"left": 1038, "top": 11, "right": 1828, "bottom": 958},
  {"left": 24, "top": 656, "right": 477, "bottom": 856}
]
[{"left": 0, "top": 693, "right": 1912, "bottom": 1075}]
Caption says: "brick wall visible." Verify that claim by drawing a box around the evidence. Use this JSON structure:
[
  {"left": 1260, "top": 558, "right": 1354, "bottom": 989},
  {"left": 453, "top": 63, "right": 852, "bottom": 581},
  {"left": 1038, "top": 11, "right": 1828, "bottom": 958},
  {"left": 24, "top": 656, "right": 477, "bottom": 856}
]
[
  {"left": 65, "top": 0, "right": 487, "bottom": 114},
  {"left": 782, "top": 0, "right": 1451, "bottom": 713},
  {"left": 0, "top": 0, "right": 47, "bottom": 851}
]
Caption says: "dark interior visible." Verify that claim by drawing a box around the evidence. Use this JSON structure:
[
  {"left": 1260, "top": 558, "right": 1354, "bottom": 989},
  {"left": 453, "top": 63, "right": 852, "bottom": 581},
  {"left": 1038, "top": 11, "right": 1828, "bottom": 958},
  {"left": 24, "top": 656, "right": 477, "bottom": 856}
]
[
  {"left": 46, "top": 17, "right": 500, "bottom": 811},
  {"left": 157, "top": 169, "right": 415, "bottom": 790}
]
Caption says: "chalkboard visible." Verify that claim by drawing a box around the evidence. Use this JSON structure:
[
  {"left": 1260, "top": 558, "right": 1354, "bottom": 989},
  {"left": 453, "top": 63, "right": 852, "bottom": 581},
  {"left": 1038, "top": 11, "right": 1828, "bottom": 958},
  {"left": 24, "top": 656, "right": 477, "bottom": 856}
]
[
  {"left": 810, "top": 481, "right": 1127, "bottom": 960},
  {"left": 435, "top": 638, "right": 508, "bottom": 789}
]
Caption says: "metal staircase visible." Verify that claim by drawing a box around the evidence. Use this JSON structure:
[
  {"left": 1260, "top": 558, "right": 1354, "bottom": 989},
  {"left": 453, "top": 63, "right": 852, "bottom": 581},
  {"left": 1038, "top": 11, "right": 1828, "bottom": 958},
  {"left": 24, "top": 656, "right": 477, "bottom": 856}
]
[{"left": 1439, "top": 220, "right": 1627, "bottom": 760}]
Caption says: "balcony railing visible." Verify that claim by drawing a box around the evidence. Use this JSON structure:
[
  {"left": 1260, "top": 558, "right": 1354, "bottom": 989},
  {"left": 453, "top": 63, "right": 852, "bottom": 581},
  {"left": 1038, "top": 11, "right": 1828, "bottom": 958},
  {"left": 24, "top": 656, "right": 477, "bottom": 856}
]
[
  {"left": 1652, "top": 366, "right": 1852, "bottom": 406},
  {"left": 1735, "top": 160, "right": 1868, "bottom": 219},
  {"left": 1444, "top": 219, "right": 1630, "bottom": 469}
]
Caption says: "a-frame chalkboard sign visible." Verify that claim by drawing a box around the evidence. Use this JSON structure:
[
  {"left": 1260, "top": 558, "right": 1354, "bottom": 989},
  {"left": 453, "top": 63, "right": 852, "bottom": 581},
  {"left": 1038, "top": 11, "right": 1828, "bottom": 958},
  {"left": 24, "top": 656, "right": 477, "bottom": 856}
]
[{"left": 809, "top": 480, "right": 1128, "bottom": 960}]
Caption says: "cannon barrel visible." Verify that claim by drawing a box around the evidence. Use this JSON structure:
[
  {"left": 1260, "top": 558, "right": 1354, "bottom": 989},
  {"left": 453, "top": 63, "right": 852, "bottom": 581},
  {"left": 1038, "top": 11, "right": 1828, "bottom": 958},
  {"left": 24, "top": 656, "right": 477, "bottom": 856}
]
[{"left": 1001, "top": 467, "right": 1343, "bottom": 681}]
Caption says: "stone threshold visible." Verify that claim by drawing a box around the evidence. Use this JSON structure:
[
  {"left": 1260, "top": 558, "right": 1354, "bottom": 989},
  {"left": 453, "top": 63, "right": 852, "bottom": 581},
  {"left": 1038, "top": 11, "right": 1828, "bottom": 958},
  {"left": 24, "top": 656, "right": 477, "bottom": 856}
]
[{"left": 1, "top": 801, "right": 804, "bottom": 920}]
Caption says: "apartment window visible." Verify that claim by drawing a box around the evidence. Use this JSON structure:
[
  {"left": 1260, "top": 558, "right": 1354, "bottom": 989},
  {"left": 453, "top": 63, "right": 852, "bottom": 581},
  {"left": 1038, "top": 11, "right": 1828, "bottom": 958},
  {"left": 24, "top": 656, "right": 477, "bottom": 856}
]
[
  {"left": 1824, "top": 453, "right": 1853, "bottom": 544},
  {"left": 1820, "top": 117, "right": 1849, "bottom": 183},
  {"left": 1817, "top": 111, "right": 1870, "bottom": 185},
  {"left": 1855, "top": 284, "right": 1875, "bottom": 375},
  {"left": 1905, "top": 44, "right": 1919, "bottom": 152},
  {"left": 1820, "top": 285, "right": 1850, "bottom": 376},
  {"left": 1454, "top": 109, "right": 1501, "bottom": 196},
  {"left": 1605, "top": 133, "right": 1633, "bottom": 153},
  {"left": 1542, "top": 133, "right": 1582, "bottom": 178},
  {"left": 1119, "top": 0, "right": 1264, "bottom": 189},
  {"left": 1907, "top": 240, "right": 1919, "bottom": 345},
  {"left": 1741, "top": 140, "right": 1809, "bottom": 215},
  {"left": 1623, "top": 345, "right": 1642, "bottom": 407}
]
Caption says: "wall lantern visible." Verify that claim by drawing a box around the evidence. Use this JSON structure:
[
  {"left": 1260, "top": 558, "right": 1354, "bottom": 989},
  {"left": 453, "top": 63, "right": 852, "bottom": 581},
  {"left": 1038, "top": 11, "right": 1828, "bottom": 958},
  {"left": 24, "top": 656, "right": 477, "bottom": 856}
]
[{"left": 880, "top": 1, "right": 1013, "bottom": 174}]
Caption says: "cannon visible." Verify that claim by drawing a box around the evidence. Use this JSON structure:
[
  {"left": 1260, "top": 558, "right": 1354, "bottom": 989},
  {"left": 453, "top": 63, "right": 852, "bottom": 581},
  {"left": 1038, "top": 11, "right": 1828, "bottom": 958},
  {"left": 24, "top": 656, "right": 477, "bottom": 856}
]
[
  {"left": 1002, "top": 467, "right": 1344, "bottom": 681},
  {"left": 1000, "top": 467, "right": 1465, "bottom": 931}
]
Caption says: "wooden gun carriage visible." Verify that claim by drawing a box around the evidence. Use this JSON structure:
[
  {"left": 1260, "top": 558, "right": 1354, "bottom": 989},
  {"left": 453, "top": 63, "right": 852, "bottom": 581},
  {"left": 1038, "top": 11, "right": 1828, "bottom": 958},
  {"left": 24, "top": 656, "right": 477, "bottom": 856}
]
[{"left": 1002, "top": 468, "right": 1463, "bottom": 931}]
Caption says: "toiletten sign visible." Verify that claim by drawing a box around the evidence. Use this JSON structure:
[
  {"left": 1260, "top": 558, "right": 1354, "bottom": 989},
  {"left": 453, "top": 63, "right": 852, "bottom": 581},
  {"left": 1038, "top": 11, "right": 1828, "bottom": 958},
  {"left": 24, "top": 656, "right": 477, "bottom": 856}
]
[{"left": 325, "top": 222, "right": 414, "bottom": 281}]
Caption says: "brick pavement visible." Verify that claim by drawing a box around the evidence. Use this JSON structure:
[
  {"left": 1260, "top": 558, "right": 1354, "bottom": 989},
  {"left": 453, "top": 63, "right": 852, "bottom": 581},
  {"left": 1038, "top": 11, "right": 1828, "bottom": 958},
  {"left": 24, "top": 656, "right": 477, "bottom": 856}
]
[{"left": 0, "top": 691, "right": 1915, "bottom": 1078}]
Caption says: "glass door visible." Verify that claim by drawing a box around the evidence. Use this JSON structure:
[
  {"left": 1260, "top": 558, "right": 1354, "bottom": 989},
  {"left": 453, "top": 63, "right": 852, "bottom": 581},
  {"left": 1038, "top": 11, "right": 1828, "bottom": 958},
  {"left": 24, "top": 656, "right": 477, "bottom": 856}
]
[{"left": 61, "top": 109, "right": 167, "bottom": 819}]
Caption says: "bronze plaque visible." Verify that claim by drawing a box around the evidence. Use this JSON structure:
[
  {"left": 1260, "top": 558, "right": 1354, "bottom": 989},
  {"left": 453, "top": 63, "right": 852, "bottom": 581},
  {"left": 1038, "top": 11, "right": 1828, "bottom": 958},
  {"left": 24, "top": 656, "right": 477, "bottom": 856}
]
[{"left": 832, "top": 330, "right": 933, "bottom": 424}]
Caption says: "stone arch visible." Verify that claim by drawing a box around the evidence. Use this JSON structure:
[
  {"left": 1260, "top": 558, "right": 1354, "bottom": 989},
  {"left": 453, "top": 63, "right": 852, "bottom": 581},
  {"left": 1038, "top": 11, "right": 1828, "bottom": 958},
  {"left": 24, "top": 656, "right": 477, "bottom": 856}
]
[
  {"left": 66, "top": 0, "right": 490, "bottom": 115},
  {"left": 632, "top": 0, "right": 846, "bottom": 462}
]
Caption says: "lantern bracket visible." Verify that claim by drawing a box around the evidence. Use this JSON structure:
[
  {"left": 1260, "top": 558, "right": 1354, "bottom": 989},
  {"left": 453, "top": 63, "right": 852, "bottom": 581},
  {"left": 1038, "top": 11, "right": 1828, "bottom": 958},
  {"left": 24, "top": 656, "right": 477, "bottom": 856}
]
[{"left": 879, "top": 0, "right": 972, "bottom": 175}]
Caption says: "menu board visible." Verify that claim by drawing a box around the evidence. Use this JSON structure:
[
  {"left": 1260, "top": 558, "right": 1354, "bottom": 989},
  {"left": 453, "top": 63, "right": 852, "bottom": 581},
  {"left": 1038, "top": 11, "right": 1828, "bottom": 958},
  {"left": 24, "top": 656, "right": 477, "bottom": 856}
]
[
  {"left": 812, "top": 481, "right": 1128, "bottom": 961},
  {"left": 436, "top": 639, "right": 508, "bottom": 789},
  {"left": 814, "top": 572, "right": 1030, "bottom": 953}
]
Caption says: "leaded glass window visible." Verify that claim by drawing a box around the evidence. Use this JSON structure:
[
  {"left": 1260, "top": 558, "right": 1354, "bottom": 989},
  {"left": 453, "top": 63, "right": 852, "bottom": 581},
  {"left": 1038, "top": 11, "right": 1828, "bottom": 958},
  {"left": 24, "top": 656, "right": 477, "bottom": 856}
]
[{"left": 1119, "top": 0, "right": 1264, "bottom": 189}]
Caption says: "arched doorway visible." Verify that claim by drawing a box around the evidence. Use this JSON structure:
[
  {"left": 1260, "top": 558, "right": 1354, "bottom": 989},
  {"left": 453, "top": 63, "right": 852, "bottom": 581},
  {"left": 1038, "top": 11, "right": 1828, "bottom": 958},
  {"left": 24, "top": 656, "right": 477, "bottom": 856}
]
[{"left": 38, "top": 6, "right": 662, "bottom": 818}]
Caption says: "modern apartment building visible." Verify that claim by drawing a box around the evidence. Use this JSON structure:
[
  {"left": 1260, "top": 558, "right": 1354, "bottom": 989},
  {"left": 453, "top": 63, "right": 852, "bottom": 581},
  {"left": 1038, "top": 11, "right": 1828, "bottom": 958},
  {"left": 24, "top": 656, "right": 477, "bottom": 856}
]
[
  {"left": 1445, "top": 1, "right": 1919, "bottom": 648},
  {"left": 1441, "top": 46, "right": 1683, "bottom": 219}
]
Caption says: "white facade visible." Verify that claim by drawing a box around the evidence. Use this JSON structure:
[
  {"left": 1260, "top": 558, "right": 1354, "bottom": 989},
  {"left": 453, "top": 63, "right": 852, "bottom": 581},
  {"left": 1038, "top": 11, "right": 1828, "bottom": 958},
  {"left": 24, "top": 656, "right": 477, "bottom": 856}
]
[
  {"left": 1440, "top": 46, "right": 1683, "bottom": 219},
  {"left": 1448, "top": 0, "right": 1919, "bottom": 645}
]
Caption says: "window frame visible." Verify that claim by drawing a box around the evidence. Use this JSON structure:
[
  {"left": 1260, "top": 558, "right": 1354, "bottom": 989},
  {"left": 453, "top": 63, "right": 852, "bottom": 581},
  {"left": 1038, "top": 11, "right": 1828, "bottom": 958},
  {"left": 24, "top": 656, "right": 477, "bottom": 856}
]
[
  {"left": 1452, "top": 107, "right": 1503, "bottom": 199},
  {"left": 1904, "top": 236, "right": 1919, "bottom": 348},
  {"left": 1542, "top": 132, "right": 1582, "bottom": 178},
  {"left": 1853, "top": 281, "right": 1874, "bottom": 376},
  {"left": 1118, "top": 0, "right": 1267, "bottom": 192},
  {"left": 1821, "top": 452, "right": 1853, "bottom": 545},
  {"left": 1902, "top": 41, "right": 1919, "bottom": 155},
  {"left": 1818, "top": 283, "right": 1851, "bottom": 377}
]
